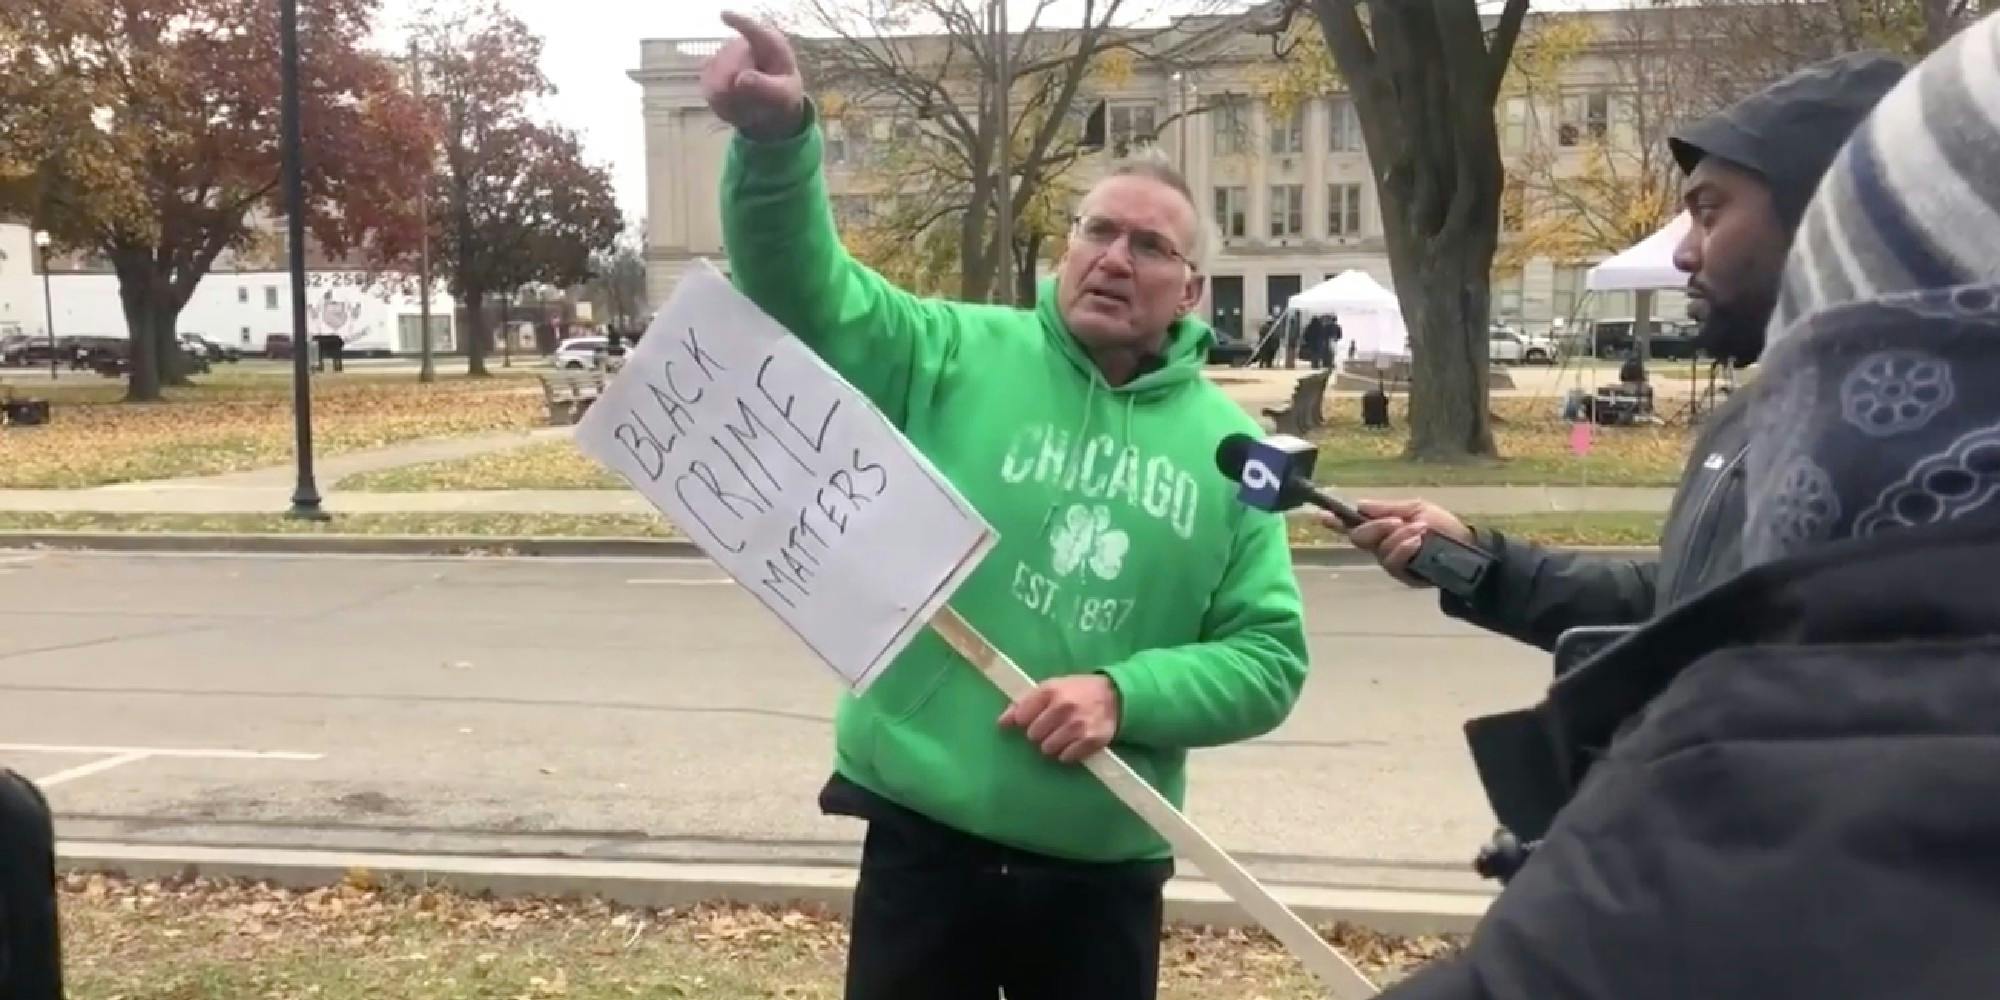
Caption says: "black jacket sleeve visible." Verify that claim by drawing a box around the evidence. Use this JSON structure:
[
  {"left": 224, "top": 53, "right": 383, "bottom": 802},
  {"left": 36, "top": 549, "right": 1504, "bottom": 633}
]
[
  {"left": 1377, "top": 953, "right": 1491, "bottom": 1000},
  {"left": 1440, "top": 526, "right": 1658, "bottom": 652}
]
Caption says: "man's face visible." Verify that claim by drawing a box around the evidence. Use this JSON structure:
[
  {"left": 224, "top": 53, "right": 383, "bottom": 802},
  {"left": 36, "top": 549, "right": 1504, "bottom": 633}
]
[
  {"left": 1057, "top": 175, "right": 1204, "bottom": 358},
  {"left": 1673, "top": 157, "right": 1788, "bottom": 366}
]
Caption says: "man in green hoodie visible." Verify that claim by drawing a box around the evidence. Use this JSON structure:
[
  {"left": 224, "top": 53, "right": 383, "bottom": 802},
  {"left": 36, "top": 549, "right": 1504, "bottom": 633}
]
[{"left": 702, "top": 13, "right": 1310, "bottom": 1000}]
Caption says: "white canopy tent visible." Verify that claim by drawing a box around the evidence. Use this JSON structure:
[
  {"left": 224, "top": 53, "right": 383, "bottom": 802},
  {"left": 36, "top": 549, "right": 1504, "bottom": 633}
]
[
  {"left": 1285, "top": 269, "right": 1411, "bottom": 363},
  {"left": 1587, "top": 211, "right": 1691, "bottom": 292}
]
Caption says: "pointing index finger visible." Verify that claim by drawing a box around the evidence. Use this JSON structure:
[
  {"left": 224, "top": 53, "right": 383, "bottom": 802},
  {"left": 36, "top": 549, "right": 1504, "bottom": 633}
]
[{"left": 721, "top": 11, "right": 797, "bottom": 75}]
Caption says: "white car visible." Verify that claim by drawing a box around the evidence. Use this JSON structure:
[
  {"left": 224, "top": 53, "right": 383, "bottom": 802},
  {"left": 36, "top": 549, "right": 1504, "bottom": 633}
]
[
  {"left": 1490, "top": 327, "right": 1562, "bottom": 365},
  {"left": 551, "top": 337, "right": 609, "bottom": 370}
]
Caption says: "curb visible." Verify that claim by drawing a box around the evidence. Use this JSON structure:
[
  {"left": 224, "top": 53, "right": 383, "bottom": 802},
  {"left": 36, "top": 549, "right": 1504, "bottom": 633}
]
[
  {"left": 55, "top": 841, "right": 1493, "bottom": 937},
  {"left": 0, "top": 530, "right": 1661, "bottom": 565}
]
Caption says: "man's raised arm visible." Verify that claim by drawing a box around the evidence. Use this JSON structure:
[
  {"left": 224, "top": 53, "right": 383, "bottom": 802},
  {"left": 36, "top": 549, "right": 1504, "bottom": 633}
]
[{"left": 702, "top": 13, "right": 957, "bottom": 424}]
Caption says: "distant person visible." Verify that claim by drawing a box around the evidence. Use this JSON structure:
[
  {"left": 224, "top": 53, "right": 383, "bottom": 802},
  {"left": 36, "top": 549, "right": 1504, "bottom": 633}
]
[
  {"left": 701, "top": 14, "right": 1308, "bottom": 1000},
  {"left": 1384, "top": 16, "right": 2000, "bottom": 996},
  {"left": 1335, "top": 50, "right": 1906, "bottom": 648}
]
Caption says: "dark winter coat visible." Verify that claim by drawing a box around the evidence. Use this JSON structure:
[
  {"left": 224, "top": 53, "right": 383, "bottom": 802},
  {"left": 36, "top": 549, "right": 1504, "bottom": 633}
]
[{"left": 1389, "top": 515, "right": 2000, "bottom": 1000}]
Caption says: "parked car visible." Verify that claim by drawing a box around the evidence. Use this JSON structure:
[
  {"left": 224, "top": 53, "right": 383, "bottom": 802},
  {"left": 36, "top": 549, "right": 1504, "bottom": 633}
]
[
  {"left": 550, "top": 336, "right": 609, "bottom": 370},
  {"left": 1207, "top": 329, "right": 1254, "bottom": 366},
  {"left": 1489, "top": 326, "right": 1562, "bottom": 365},
  {"left": 180, "top": 333, "right": 241, "bottom": 364},
  {"left": 1587, "top": 318, "right": 1703, "bottom": 361}
]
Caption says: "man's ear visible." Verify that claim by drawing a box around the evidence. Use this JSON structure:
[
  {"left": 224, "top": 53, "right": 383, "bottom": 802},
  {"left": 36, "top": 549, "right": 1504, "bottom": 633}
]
[{"left": 1179, "top": 272, "right": 1206, "bottom": 317}]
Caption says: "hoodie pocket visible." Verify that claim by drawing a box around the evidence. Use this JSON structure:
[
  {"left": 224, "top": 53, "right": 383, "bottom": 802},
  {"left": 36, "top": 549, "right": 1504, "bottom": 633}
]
[{"left": 856, "top": 635, "right": 957, "bottom": 723}]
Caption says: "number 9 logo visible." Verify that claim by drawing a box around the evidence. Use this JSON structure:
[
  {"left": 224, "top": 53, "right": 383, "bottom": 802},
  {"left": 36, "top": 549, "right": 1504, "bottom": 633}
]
[{"left": 1242, "top": 458, "right": 1280, "bottom": 492}]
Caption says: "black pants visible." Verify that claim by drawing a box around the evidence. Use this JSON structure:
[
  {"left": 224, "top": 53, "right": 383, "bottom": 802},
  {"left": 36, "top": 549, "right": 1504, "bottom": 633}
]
[
  {"left": 830, "top": 779, "right": 1171, "bottom": 1000},
  {"left": 0, "top": 769, "right": 62, "bottom": 1000}
]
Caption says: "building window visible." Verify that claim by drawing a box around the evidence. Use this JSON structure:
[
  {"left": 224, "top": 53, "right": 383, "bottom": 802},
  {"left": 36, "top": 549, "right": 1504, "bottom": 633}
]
[
  {"left": 1553, "top": 265, "right": 1584, "bottom": 319},
  {"left": 1268, "top": 102, "right": 1304, "bottom": 155},
  {"left": 1213, "top": 186, "right": 1247, "bottom": 239},
  {"left": 237, "top": 287, "right": 249, "bottom": 304},
  {"left": 1501, "top": 96, "right": 1529, "bottom": 153},
  {"left": 266, "top": 286, "right": 279, "bottom": 309},
  {"left": 1109, "top": 102, "right": 1158, "bottom": 152},
  {"left": 1328, "top": 183, "right": 1363, "bottom": 236},
  {"left": 1328, "top": 96, "right": 1362, "bottom": 152},
  {"left": 1559, "top": 92, "right": 1608, "bottom": 147},
  {"left": 825, "top": 120, "right": 850, "bottom": 165},
  {"left": 1269, "top": 184, "right": 1304, "bottom": 238},
  {"left": 1211, "top": 100, "right": 1249, "bottom": 155},
  {"left": 1501, "top": 182, "right": 1525, "bottom": 233},
  {"left": 1494, "top": 271, "right": 1524, "bottom": 318},
  {"left": 831, "top": 196, "right": 870, "bottom": 226}
]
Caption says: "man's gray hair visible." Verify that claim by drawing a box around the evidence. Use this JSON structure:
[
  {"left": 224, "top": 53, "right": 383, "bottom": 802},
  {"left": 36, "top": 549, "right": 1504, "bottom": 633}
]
[{"left": 1097, "top": 147, "right": 1215, "bottom": 269}]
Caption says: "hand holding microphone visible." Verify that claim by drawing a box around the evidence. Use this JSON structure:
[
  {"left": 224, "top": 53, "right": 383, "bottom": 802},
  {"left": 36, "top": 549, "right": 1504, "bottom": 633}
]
[
  {"left": 1344, "top": 500, "right": 1476, "bottom": 590},
  {"left": 1215, "top": 433, "right": 1493, "bottom": 597}
]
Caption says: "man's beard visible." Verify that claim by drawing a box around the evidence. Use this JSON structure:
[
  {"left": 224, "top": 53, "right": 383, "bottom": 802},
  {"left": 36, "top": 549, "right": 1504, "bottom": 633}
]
[{"left": 1693, "top": 286, "right": 1778, "bottom": 368}]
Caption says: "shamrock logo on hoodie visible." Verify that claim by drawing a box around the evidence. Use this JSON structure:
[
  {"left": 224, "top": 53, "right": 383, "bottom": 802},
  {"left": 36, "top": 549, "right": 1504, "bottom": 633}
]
[{"left": 1051, "top": 504, "right": 1129, "bottom": 582}]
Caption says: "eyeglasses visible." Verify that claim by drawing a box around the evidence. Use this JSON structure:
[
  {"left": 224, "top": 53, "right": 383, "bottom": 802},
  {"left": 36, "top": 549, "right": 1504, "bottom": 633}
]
[{"left": 1070, "top": 214, "right": 1193, "bottom": 271}]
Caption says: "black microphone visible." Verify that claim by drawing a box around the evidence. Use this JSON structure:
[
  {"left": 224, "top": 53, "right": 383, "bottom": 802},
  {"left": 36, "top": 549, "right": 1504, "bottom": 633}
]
[
  {"left": 1214, "top": 433, "right": 1364, "bottom": 528},
  {"left": 1214, "top": 432, "right": 1494, "bottom": 597}
]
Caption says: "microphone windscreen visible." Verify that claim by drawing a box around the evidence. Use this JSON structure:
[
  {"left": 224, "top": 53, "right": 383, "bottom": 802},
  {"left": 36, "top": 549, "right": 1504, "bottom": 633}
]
[{"left": 1215, "top": 433, "right": 1255, "bottom": 479}]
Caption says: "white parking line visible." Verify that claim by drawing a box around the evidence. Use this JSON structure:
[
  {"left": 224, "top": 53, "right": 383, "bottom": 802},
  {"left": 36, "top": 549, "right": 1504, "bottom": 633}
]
[
  {"left": 0, "top": 743, "right": 324, "bottom": 761},
  {"left": 36, "top": 752, "right": 150, "bottom": 789},
  {"left": 626, "top": 578, "right": 731, "bottom": 586}
]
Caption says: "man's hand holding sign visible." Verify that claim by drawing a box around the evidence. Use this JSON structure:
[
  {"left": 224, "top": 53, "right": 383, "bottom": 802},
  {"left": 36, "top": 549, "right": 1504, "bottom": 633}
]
[{"left": 577, "top": 12, "right": 1377, "bottom": 999}]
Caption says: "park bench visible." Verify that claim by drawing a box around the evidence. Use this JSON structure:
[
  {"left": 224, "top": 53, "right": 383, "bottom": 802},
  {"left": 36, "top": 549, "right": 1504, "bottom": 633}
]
[
  {"left": 1262, "top": 370, "right": 1331, "bottom": 437},
  {"left": 538, "top": 368, "right": 610, "bottom": 425}
]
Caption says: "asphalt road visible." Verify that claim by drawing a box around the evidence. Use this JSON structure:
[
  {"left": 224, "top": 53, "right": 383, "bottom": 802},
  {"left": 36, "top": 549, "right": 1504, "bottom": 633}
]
[{"left": 0, "top": 549, "right": 1550, "bottom": 895}]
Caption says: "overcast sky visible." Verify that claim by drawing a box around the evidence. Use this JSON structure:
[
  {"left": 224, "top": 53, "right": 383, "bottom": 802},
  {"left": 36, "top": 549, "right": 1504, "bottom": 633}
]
[
  {"left": 365, "top": 1, "right": 1251, "bottom": 221},
  {"left": 364, "top": 0, "right": 1619, "bottom": 221}
]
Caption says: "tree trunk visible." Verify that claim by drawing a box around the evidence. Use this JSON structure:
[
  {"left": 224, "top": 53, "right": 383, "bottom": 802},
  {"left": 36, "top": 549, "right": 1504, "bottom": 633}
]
[
  {"left": 112, "top": 261, "right": 168, "bottom": 402},
  {"left": 1016, "top": 233, "right": 1044, "bottom": 304},
  {"left": 1381, "top": 215, "right": 1499, "bottom": 461},
  {"left": 156, "top": 318, "right": 193, "bottom": 387},
  {"left": 463, "top": 288, "right": 488, "bottom": 377}
]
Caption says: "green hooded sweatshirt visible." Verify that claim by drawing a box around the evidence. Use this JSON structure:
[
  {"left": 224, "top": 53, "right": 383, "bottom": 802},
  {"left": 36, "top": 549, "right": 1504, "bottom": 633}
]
[{"left": 720, "top": 104, "right": 1309, "bottom": 864}]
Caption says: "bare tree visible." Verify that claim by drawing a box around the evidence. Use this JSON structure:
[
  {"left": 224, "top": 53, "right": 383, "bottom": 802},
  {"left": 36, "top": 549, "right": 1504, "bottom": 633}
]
[
  {"left": 1675, "top": 0, "right": 1997, "bottom": 81},
  {"left": 1263, "top": 0, "right": 1529, "bottom": 462},
  {"left": 1498, "top": 6, "right": 1736, "bottom": 274},
  {"left": 775, "top": 0, "right": 1245, "bottom": 304}
]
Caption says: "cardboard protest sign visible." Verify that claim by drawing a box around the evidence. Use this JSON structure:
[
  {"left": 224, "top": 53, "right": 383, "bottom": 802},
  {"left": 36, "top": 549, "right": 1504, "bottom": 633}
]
[{"left": 573, "top": 259, "right": 997, "bottom": 692}]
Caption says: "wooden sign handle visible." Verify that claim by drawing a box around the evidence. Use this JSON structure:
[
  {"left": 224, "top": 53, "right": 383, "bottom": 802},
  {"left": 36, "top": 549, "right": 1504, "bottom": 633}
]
[{"left": 929, "top": 606, "right": 1380, "bottom": 999}]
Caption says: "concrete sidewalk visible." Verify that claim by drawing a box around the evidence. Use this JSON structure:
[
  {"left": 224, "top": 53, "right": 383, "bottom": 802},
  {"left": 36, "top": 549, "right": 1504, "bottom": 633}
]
[{"left": 0, "top": 482, "right": 1674, "bottom": 516}]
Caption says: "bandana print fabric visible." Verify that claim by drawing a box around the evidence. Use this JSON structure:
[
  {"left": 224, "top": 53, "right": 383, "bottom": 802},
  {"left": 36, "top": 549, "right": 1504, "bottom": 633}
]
[{"left": 1745, "top": 284, "right": 2000, "bottom": 567}]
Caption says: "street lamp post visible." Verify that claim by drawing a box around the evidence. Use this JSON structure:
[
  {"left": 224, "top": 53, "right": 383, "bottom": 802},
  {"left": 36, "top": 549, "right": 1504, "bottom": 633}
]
[
  {"left": 280, "top": 0, "right": 327, "bottom": 520},
  {"left": 33, "top": 231, "right": 54, "bottom": 381},
  {"left": 992, "top": 0, "right": 1013, "bottom": 306}
]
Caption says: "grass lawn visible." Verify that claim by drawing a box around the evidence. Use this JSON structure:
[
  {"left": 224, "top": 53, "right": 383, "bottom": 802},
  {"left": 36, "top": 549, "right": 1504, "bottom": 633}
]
[
  {"left": 339, "top": 396, "right": 1692, "bottom": 494},
  {"left": 1290, "top": 510, "right": 1665, "bottom": 548},
  {"left": 1308, "top": 397, "right": 1690, "bottom": 487},
  {"left": 0, "top": 370, "right": 542, "bottom": 488},
  {"left": 0, "top": 509, "right": 1665, "bottom": 548},
  {"left": 60, "top": 875, "right": 1460, "bottom": 999}
]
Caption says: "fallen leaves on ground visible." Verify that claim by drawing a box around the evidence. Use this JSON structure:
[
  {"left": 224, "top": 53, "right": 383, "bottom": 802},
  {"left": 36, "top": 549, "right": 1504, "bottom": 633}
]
[
  {"left": 0, "top": 510, "right": 674, "bottom": 540},
  {"left": 0, "top": 372, "right": 542, "bottom": 488},
  {"left": 1292, "top": 511, "right": 1666, "bottom": 549},
  {"left": 1310, "top": 396, "right": 1691, "bottom": 487},
  {"left": 339, "top": 395, "right": 1692, "bottom": 495},
  {"left": 340, "top": 439, "right": 620, "bottom": 492},
  {"left": 59, "top": 874, "right": 1463, "bottom": 1000}
]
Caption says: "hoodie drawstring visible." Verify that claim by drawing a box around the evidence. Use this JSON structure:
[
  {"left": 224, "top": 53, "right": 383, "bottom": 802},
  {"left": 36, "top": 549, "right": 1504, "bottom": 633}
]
[{"left": 1042, "top": 376, "right": 1100, "bottom": 536}]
